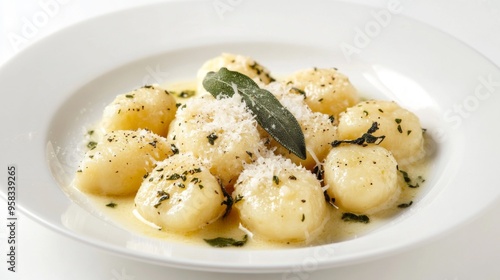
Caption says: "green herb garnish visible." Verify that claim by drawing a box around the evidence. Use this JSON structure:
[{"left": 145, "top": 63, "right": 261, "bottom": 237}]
[
  {"left": 207, "top": 132, "right": 218, "bottom": 145},
  {"left": 166, "top": 173, "right": 181, "bottom": 180},
  {"left": 220, "top": 184, "right": 233, "bottom": 218},
  {"left": 87, "top": 141, "right": 97, "bottom": 150},
  {"left": 331, "top": 122, "right": 385, "bottom": 147},
  {"left": 106, "top": 202, "right": 117, "bottom": 208},
  {"left": 399, "top": 170, "right": 419, "bottom": 188},
  {"left": 398, "top": 201, "right": 413, "bottom": 208},
  {"left": 204, "top": 235, "right": 248, "bottom": 248},
  {"left": 170, "top": 144, "right": 179, "bottom": 154},
  {"left": 203, "top": 68, "right": 306, "bottom": 159},
  {"left": 290, "top": 87, "right": 306, "bottom": 97},
  {"left": 341, "top": 212, "right": 370, "bottom": 223},
  {"left": 177, "top": 90, "right": 196, "bottom": 98},
  {"left": 154, "top": 191, "right": 170, "bottom": 208},
  {"left": 273, "top": 175, "right": 280, "bottom": 185}
]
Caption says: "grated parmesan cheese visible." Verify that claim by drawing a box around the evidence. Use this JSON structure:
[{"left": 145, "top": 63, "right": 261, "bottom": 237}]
[{"left": 168, "top": 94, "right": 265, "bottom": 187}]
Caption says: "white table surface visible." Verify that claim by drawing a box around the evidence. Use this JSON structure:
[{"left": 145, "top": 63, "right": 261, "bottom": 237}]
[{"left": 1, "top": 0, "right": 500, "bottom": 279}]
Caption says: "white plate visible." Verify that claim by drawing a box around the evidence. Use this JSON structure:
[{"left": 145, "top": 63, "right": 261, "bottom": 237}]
[{"left": 1, "top": 0, "right": 500, "bottom": 273}]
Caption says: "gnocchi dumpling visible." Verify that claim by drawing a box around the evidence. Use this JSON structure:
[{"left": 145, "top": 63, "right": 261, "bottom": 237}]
[
  {"left": 100, "top": 85, "right": 177, "bottom": 137},
  {"left": 233, "top": 153, "right": 329, "bottom": 243},
  {"left": 196, "top": 53, "right": 274, "bottom": 95},
  {"left": 323, "top": 145, "right": 400, "bottom": 214},
  {"left": 337, "top": 100, "right": 425, "bottom": 165},
  {"left": 74, "top": 129, "right": 172, "bottom": 196},
  {"left": 134, "top": 153, "right": 226, "bottom": 232},
  {"left": 263, "top": 82, "right": 337, "bottom": 170},
  {"left": 167, "top": 94, "right": 265, "bottom": 188},
  {"left": 285, "top": 68, "right": 359, "bottom": 120}
]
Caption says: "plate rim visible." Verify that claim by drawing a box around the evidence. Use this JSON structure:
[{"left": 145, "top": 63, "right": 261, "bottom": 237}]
[{"left": 1, "top": 0, "right": 500, "bottom": 273}]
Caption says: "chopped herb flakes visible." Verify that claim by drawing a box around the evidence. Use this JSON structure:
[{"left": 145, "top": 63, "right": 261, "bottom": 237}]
[
  {"left": 341, "top": 212, "right": 370, "bottom": 223},
  {"left": 313, "top": 165, "right": 324, "bottom": 181},
  {"left": 87, "top": 141, "right": 97, "bottom": 150},
  {"left": 154, "top": 191, "right": 170, "bottom": 208},
  {"left": 166, "top": 173, "right": 181, "bottom": 180},
  {"left": 399, "top": 170, "right": 420, "bottom": 188},
  {"left": 290, "top": 87, "right": 307, "bottom": 97},
  {"left": 332, "top": 122, "right": 385, "bottom": 147},
  {"left": 170, "top": 144, "right": 179, "bottom": 154},
  {"left": 272, "top": 175, "right": 280, "bottom": 185},
  {"left": 106, "top": 202, "right": 117, "bottom": 208},
  {"left": 149, "top": 140, "right": 158, "bottom": 148},
  {"left": 220, "top": 185, "right": 234, "bottom": 218},
  {"left": 191, "top": 177, "right": 200, "bottom": 184},
  {"left": 207, "top": 133, "right": 218, "bottom": 145},
  {"left": 204, "top": 235, "right": 248, "bottom": 248},
  {"left": 398, "top": 201, "right": 413, "bottom": 208},
  {"left": 173, "top": 90, "right": 196, "bottom": 99}
]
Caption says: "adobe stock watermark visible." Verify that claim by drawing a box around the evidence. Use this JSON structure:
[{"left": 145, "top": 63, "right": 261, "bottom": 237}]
[
  {"left": 8, "top": 0, "right": 72, "bottom": 52},
  {"left": 340, "top": 0, "right": 403, "bottom": 62},
  {"left": 429, "top": 73, "right": 499, "bottom": 144},
  {"left": 281, "top": 245, "right": 336, "bottom": 280},
  {"left": 142, "top": 64, "right": 170, "bottom": 85},
  {"left": 111, "top": 267, "right": 135, "bottom": 280},
  {"left": 213, "top": 0, "right": 243, "bottom": 20}
]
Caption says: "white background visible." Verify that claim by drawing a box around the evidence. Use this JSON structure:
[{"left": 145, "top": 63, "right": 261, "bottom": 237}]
[{"left": 1, "top": 0, "right": 500, "bottom": 279}]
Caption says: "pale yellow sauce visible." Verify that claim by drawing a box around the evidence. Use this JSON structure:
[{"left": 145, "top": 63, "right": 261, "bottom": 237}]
[
  {"left": 86, "top": 158, "right": 427, "bottom": 249},
  {"left": 80, "top": 80, "right": 431, "bottom": 249}
]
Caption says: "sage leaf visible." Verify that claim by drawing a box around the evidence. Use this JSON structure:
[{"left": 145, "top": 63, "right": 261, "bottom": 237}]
[
  {"left": 202, "top": 67, "right": 306, "bottom": 159},
  {"left": 204, "top": 235, "right": 248, "bottom": 248}
]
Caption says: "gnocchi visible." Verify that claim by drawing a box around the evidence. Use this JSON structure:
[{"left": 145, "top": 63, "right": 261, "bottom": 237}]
[
  {"left": 337, "top": 100, "right": 425, "bottom": 165},
  {"left": 75, "top": 129, "right": 172, "bottom": 196},
  {"left": 100, "top": 85, "right": 177, "bottom": 137},
  {"left": 134, "top": 152, "right": 226, "bottom": 232},
  {"left": 285, "top": 67, "right": 359, "bottom": 119},
  {"left": 323, "top": 145, "right": 400, "bottom": 214},
  {"left": 72, "top": 53, "right": 429, "bottom": 248},
  {"left": 233, "top": 153, "right": 329, "bottom": 243},
  {"left": 196, "top": 53, "right": 274, "bottom": 95},
  {"left": 167, "top": 94, "right": 265, "bottom": 188}
]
